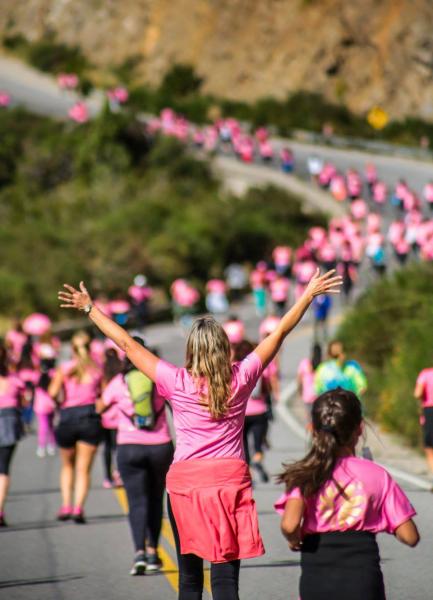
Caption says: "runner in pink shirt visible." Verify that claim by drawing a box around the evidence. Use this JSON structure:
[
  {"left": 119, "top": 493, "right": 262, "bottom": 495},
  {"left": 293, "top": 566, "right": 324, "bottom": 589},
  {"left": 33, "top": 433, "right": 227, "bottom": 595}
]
[
  {"left": 128, "top": 274, "right": 153, "bottom": 327},
  {"left": 98, "top": 348, "right": 123, "bottom": 489},
  {"left": 275, "top": 388, "right": 419, "bottom": 600},
  {"left": 272, "top": 245, "right": 292, "bottom": 276},
  {"left": 269, "top": 274, "right": 291, "bottom": 316},
  {"left": 0, "top": 344, "right": 26, "bottom": 527},
  {"left": 372, "top": 180, "right": 387, "bottom": 205},
  {"left": 58, "top": 269, "right": 342, "bottom": 600},
  {"left": 205, "top": 279, "right": 229, "bottom": 315},
  {"left": 346, "top": 169, "right": 362, "bottom": 200},
  {"left": 49, "top": 331, "right": 102, "bottom": 523},
  {"left": 414, "top": 367, "right": 433, "bottom": 475},
  {"left": 233, "top": 340, "right": 270, "bottom": 483},
  {"left": 5, "top": 320, "right": 27, "bottom": 365},
  {"left": 100, "top": 338, "right": 173, "bottom": 574},
  {"left": 250, "top": 261, "right": 268, "bottom": 317},
  {"left": 365, "top": 162, "right": 377, "bottom": 192},
  {"left": 223, "top": 316, "right": 245, "bottom": 345},
  {"left": 297, "top": 343, "right": 322, "bottom": 422},
  {"left": 423, "top": 181, "right": 433, "bottom": 211},
  {"left": 34, "top": 368, "right": 57, "bottom": 458}
]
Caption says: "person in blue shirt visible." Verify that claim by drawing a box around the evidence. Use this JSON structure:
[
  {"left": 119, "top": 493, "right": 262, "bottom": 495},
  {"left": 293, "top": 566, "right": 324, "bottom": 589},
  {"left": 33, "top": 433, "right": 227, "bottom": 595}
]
[{"left": 312, "top": 294, "right": 332, "bottom": 343}]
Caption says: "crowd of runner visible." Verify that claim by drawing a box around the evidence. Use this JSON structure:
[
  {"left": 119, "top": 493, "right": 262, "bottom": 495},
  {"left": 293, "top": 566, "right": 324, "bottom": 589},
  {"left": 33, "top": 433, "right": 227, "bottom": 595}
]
[{"left": 0, "top": 94, "right": 430, "bottom": 599}]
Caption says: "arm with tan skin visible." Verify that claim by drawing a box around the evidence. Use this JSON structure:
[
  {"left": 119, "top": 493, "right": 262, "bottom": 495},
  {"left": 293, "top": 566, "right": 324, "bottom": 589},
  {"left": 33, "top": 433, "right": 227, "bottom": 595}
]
[
  {"left": 395, "top": 519, "right": 420, "bottom": 547},
  {"left": 281, "top": 497, "right": 305, "bottom": 551},
  {"left": 255, "top": 270, "right": 342, "bottom": 369},
  {"left": 48, "top": 368, "right": 64, "bottom": 403},
  {"left": 414, "top": 382, "right": 424, "bottom": 400},
  {"left": 58, "top": 282, "right": 159, "bottom": 381}
]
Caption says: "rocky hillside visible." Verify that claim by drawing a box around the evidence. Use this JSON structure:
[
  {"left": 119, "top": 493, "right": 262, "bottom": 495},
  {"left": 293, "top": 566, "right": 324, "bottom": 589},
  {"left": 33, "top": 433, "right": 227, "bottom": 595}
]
[{"left": 2, "top": 0, "right": 433, "bottom": 119}]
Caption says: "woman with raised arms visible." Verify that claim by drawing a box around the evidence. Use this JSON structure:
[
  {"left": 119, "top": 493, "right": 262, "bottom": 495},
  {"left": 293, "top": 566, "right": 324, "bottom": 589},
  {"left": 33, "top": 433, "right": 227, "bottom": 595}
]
[{"left": 58, "top": 269, "right": 341, "bottom": 600}]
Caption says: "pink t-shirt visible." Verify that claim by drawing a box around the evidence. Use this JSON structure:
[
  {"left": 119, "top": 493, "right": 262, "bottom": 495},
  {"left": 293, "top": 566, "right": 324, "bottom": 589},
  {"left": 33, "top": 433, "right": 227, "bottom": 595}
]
[
  {"left": 60, "top": 362, "right": 102, "bottom": 409},
  {"left": 102, "top": 374, "right": 171, "bottom": 445},
  {"left": 0, "top": 375, "right": 24, "bottom": 409},
  {"left": 416, "top": 368, "right": 433, "bottom": 407},
  {"left": 34, "top": 388, "right": 56, "bottom": 415},
  {"left": 275, "top": 456, "right": 416, "bottom": 534},
  {"left": 270, "top": 278, "right": 290, "bottom": 302},
  {"left": 245, "top": 376, "right": 268, "bottom": 416},
  {"left": 297, "top": 358, "right": 316, "bottom": 404},
  {"left": 273, "top": 246, "right": 292, "bottom": 267},
  {"left": 6, "top": 330, "right": 27, "bottom": 363},
  {"left": 156, "top": 352, "right": 263, "bottom": 463}
]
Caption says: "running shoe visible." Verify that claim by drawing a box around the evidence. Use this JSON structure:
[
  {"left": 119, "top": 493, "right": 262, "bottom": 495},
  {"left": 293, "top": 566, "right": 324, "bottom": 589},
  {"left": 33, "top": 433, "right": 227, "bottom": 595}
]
[
  {"left": 57, "top": 506, "right": 72, "bottom": 521},
  {"left": 102, "top": 479, "right": 113, "bottom": 489},
  {"left": 252, "top": 461, "right": 269, "bottom": 483},
  {"left": 0, "top": 513, "right": 7, "bottom": 527},
  {"left": 47, "top": 445, "right": 56, "bottom": 456},
  {"left": 72, "top": 507, "right": 86, "bottom": 524},
  {"left": 145, "top": 553, "right": 163, "bottom": 573},
  {"left": 112, "top": 471, "right": 123, "bottom": 488},
  {"left": 36, "top": 447, "right": 46, "bottom": 458},
  {"left": 130, "top": 551, "right": 147, "bottom": 576}
]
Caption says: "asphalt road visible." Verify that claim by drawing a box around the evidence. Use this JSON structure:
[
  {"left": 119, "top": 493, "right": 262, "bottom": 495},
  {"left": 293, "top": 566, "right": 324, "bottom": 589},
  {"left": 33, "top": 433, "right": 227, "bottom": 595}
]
[
  {"left": 1, "top": 302, "right": 432, "bottom": 600},
  {"left": 1, "top": 55, "right": 432, "bottom": 599}
]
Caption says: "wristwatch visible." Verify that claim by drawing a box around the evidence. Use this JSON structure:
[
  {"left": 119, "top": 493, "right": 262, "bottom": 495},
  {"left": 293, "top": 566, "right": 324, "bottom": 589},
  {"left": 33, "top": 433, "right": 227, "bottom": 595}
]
[{"left": 83, "top": 303, "right": 93, "bottom": 315}]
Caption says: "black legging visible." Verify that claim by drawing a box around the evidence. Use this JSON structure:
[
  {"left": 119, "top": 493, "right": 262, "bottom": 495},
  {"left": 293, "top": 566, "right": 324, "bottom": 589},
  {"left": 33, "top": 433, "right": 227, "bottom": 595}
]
[
  {"left": 167, "top": 495, "right": 241, "bottom": 600},
  {"left": 102, "top": 428, "right": 117, "bottom": 481},
  {"left": 0, "top": 445, "right": 16, "bottom": 475},
  {"left": 117, "top": 442, "right": 173, "bottom": 551},
  {"left": 243, "top": 413, "right": 268, "bottom": 465}
]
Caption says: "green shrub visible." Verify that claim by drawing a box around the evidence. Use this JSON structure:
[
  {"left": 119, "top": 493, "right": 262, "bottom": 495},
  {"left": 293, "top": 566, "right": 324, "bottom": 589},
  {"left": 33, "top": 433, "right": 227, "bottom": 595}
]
[
  {"left": 338, "top": 263, "right": 433, "bottom": 446},
  {"left": 0, "top": 108, "right": 326, "bottom": 315}
]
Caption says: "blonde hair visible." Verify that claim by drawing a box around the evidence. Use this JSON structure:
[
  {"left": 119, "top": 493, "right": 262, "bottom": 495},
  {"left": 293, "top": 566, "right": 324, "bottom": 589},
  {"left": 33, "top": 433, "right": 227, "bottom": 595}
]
[
  {"left": 185, "top": 316, "right": 233, "bottom": 419},
  {"left": 69, "top": 331, "right": 95, "bottom": 381}
]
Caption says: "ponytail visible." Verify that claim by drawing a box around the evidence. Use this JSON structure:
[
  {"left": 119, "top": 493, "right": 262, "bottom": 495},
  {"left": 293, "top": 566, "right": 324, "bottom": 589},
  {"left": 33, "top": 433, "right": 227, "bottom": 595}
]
[
  {"left": 278, "top": 388, "right": 362, "bottom": 497},
  {"left": 69, "top": 331, "right": 95, "bottom": 381}
]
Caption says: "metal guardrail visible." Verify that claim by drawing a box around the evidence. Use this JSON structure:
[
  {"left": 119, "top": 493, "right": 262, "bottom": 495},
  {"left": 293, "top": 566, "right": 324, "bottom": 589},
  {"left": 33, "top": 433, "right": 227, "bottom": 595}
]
[{"left": 291, "top": 129, "right": 433, "bottom": 162}]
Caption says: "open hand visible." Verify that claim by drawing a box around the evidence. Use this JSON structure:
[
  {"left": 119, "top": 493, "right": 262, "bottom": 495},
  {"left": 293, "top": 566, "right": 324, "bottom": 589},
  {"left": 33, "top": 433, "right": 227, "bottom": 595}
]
[
  {"left": 304, "top": 269, "right": 342, "bottom": 300},
  {"left": 58, "top": 281, "right": 92, "bottom": 311}
]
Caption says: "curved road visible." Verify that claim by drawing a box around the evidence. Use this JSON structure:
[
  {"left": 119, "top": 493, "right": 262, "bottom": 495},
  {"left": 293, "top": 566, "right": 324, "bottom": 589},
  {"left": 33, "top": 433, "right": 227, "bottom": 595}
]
[{"left": 0, "top": 55, "right": 432, "bottom": 599}]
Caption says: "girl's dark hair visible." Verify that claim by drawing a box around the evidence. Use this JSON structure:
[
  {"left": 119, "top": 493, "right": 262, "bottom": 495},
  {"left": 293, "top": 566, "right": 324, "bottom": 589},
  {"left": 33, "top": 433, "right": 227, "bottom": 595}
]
[
  {"left": 311, "top": 343, "right": 322, "bottom": 371},
  {"left": 232, "top": 339, "right": 255, "bottom": 362},
  {"left": 17, "top": 340, "right": 34, "bottom": 370},
  {"left": 278, "top": 388, "right": 362, "bottom": 497},
  {"left": 38, "top": 370, "right": 51, "bottom": 391},
  {"left": 0, "top": 343, "right": 8, "bottom": 377},
  {"left": 104, "top": 348, "right": 123, "bottom": 383},
  {"left": 122, "top": 337, "right": 157, "bottom": 374}
]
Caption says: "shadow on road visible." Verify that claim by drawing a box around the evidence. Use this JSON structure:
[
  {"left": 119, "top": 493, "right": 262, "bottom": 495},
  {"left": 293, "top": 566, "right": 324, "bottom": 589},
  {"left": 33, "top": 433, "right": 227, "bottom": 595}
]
[{"left": 0, "top": 575, "right": 84, "bottom": 589}]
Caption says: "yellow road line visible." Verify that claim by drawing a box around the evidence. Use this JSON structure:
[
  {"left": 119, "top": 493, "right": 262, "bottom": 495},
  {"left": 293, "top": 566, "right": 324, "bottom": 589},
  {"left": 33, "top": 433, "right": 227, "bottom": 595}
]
[{"left": 113, "top": 488, "right": 212, "bottom": 596}]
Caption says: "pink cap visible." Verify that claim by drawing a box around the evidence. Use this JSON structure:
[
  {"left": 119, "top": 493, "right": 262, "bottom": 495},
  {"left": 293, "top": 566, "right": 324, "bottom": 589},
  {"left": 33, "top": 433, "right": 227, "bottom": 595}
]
[
  {"left": 259, "top": 316, "right": 280, "bottom": 338},
  {"left": 223, "top": 320, "right": 245, "bottom": 344}
]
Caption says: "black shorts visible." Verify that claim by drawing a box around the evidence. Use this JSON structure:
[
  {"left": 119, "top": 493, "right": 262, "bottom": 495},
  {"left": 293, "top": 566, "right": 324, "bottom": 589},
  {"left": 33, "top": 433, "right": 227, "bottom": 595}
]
[
  {"left": 0, "top": 445, "right": 16, "bottom": 475},
  {"left": 55, "top": 406, "right": 102, "bottom": 449},
  {"left": 423, "top": 407, "right": 433, "bottom": 448}
]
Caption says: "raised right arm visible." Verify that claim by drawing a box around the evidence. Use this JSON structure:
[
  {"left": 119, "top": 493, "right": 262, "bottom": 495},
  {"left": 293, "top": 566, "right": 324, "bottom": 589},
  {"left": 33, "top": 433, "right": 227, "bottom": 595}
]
[{"left": 58, "top": 282, "right": 159, "bottom": 381}]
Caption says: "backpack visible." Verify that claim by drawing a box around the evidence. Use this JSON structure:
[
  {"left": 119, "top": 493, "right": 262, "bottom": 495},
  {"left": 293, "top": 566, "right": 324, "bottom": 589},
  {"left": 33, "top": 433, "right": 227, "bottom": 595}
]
[
  {"left": 124, "top": 370, "right": 164, "bottom": 431},
  {"left": 314, "top": 360, "right": 354, "bottom": 396}
]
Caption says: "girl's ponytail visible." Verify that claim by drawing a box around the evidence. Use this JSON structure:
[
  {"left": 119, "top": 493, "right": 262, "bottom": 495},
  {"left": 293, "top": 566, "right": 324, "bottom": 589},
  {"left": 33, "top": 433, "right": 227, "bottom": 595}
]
[{"left": 278, "top": 388, "right": 362, "bottom": 497}]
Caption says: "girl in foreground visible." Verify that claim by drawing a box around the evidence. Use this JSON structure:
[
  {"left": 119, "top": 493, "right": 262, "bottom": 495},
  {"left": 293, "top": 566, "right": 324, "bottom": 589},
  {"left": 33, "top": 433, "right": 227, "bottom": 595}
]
[
  {"left": 275, "top": 388, "right": 419, "bottom": 600},
  {"left": 58, "top": 269, "right": 341, "bottom": 600}
]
